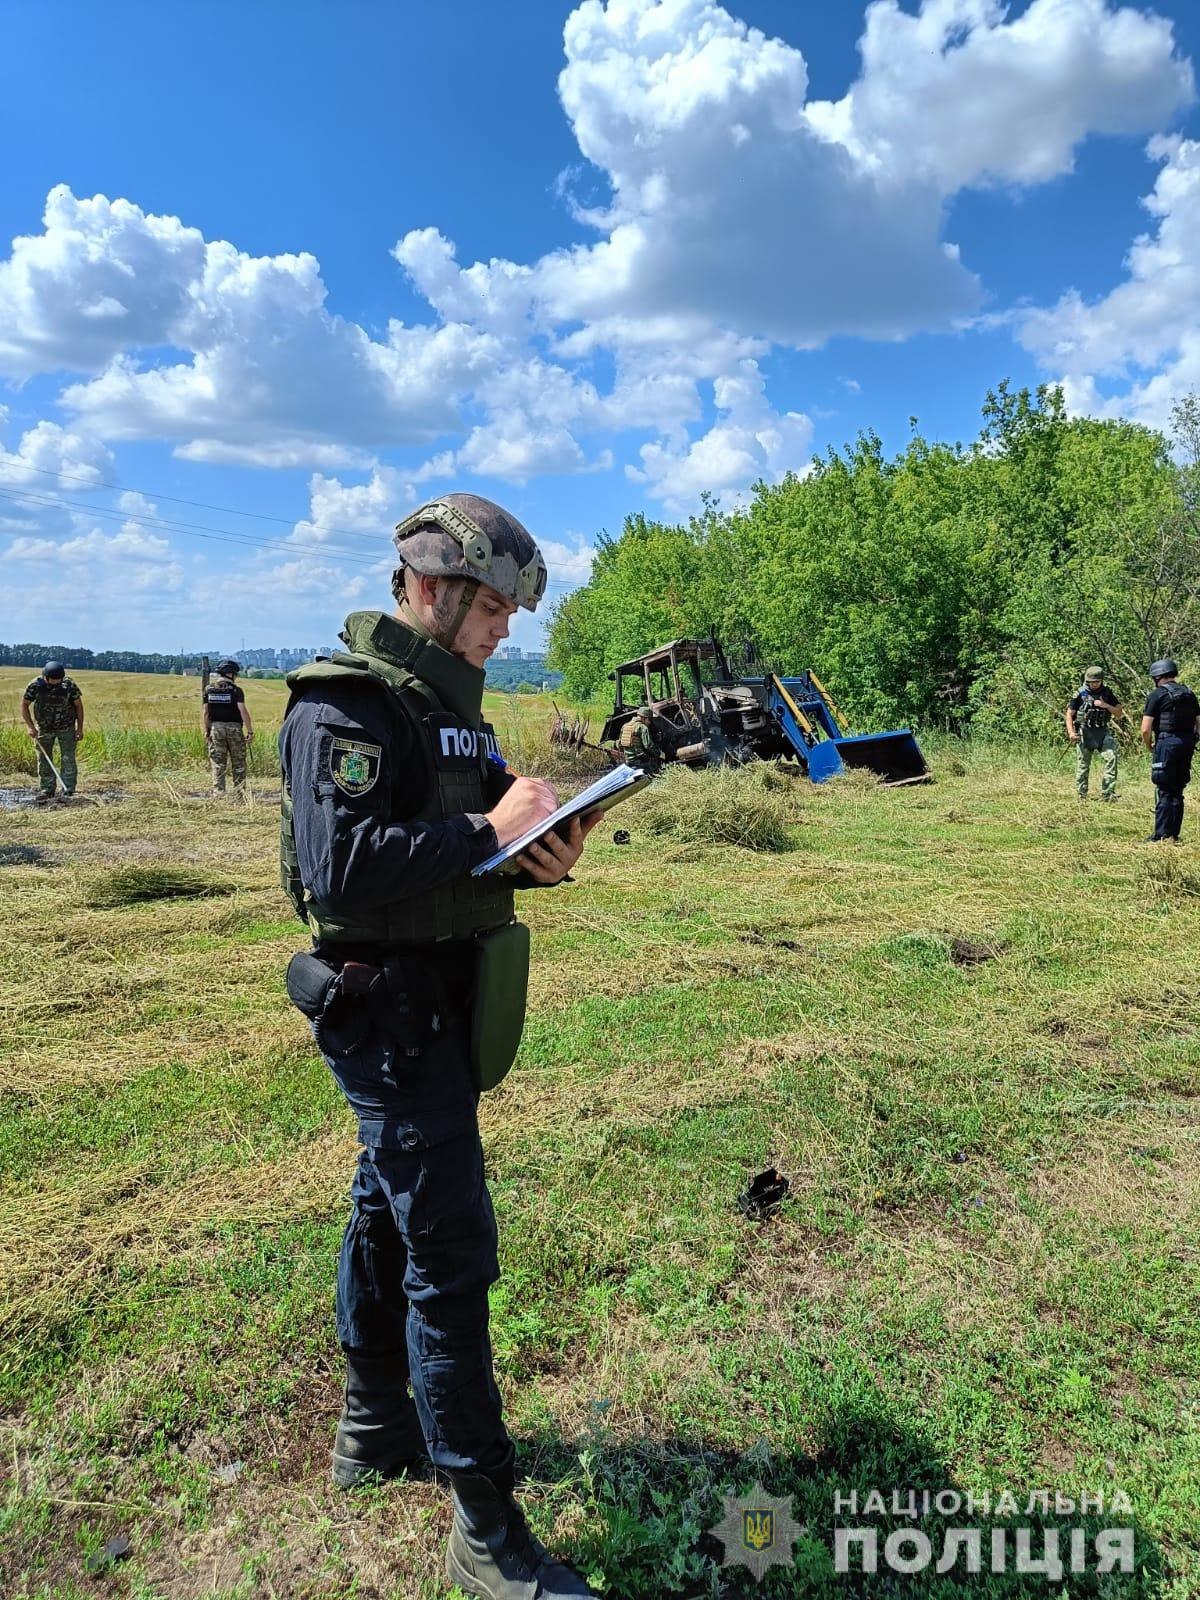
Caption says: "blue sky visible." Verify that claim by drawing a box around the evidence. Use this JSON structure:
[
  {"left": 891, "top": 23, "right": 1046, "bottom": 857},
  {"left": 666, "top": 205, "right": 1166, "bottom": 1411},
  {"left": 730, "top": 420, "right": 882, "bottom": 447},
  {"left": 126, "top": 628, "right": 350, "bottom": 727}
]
[{"left": 1, "top": 0, "right": 1198, "bottom": 655}]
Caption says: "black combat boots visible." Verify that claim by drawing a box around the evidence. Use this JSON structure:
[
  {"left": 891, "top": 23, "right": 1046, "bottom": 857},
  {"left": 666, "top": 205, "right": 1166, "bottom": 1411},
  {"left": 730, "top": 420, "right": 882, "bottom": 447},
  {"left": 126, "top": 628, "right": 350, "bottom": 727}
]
[
  {"left": 331, "top": 1351, "right": 428, "bottom": 1488},
  {"left": 446, "top": 1447, "right": 601, "bottom": 1598}
]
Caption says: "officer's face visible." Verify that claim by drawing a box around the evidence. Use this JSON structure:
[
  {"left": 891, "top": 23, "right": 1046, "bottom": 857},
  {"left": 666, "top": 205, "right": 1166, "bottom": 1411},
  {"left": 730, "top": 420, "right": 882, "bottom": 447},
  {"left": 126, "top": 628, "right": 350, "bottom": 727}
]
[{"left": 453, "top": 582, "right": 519, "bottom": 668}]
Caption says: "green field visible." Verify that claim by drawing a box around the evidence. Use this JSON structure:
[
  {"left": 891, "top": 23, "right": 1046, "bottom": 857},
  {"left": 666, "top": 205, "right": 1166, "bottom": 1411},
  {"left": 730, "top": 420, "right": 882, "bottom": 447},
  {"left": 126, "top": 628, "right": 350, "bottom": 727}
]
[
  {"left": 0, "top": 696, "right": 1197, "bottom": 1597},
  {"left": 0, "top": 668, "right": 569, "bottom": 781}
]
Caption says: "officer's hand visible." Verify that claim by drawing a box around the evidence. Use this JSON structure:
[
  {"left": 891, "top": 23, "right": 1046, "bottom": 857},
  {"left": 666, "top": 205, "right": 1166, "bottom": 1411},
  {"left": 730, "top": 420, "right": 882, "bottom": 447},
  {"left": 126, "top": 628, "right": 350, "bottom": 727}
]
[
  {"left": 27, "top": 727, "right": 38, "bottom": 740},
  {"left": 1068, "top": 732, "right": 1079, "bottom": 743},
  {"left": 515, "top": 811, "right": 602, "bottom": 884},
  {"left": 245, "top": 730, "right": 254, "bottom": 743},
  {"left": 486, "top": 773, "right": 560, "bottom": 847}
]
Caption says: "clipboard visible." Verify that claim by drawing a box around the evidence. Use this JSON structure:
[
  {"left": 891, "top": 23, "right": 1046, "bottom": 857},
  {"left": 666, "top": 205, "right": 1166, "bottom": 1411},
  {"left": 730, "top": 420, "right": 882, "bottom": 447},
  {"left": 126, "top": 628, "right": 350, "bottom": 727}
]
[{"left": 471, "top": 763, "right": 652, "bottom": 876}]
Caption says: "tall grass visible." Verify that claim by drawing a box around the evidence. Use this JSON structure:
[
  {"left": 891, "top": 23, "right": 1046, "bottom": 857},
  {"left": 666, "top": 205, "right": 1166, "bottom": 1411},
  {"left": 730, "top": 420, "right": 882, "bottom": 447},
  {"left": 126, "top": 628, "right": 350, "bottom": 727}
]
[{"left": 0, "top": 725, "right": 280, "bottom": 777}]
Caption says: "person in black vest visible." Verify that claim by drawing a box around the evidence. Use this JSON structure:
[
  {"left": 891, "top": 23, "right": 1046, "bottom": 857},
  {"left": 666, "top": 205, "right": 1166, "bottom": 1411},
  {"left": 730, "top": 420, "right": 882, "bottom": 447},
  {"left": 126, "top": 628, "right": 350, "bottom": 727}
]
[
  {"left": 202, "top": 660, "right": 254, "bottom": 796},
  {"left": 1141, "top": 659, "right": 1200, "bottom": 843},
  {"left": 279, "top": 496, "right": 601, "bottom": 1599}
]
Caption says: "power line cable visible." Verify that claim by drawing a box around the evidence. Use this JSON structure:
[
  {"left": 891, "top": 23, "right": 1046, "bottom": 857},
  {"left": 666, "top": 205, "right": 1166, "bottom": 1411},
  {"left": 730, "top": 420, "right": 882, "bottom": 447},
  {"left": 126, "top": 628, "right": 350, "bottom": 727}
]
[
  {"left": 3, "top": 458, "right": 380, "bottom": 541},
  {"left": 0, "top": 485, "right": 381, "bottom": 566},
  {"left": 0, "top": 482, "right": 582, "bottom": 591}
]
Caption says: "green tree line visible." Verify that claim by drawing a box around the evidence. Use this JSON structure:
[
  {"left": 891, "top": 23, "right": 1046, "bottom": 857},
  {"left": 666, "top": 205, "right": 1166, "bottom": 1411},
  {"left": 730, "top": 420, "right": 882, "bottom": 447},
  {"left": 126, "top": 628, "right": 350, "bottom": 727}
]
[
  {"left": 0, "top": 645, "right": 206, "bottom": 674},
  {"left": 546, "top": 384, "right": 1200, "bottom": 736}
]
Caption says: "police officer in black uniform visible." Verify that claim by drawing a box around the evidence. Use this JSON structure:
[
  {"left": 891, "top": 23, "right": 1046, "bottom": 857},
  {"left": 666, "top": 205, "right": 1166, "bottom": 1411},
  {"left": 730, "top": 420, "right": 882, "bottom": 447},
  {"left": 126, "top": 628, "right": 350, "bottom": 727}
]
[
  {"left": 279, "top": 495, "right": 601, "bottom": 1600},
  {"left": 1141, "top": 658, "right": 1200, "bottom": 843}
]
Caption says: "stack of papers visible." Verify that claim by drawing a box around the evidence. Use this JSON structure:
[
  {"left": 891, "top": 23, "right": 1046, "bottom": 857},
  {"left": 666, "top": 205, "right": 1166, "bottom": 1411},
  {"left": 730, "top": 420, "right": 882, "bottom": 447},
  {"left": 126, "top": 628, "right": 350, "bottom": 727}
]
[{"left": 472, "top": 763, "right": 652, "bottom": 876}]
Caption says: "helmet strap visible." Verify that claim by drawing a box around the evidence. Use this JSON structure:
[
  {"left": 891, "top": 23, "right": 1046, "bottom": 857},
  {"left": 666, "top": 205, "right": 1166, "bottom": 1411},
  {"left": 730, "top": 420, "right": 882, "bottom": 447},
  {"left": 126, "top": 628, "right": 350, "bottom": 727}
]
[
  {"left": 397, "top": 574, "right": 477, "bottom": 649},
  {"left": 441, "top": 579, "right": 478, "bottom": 647}
]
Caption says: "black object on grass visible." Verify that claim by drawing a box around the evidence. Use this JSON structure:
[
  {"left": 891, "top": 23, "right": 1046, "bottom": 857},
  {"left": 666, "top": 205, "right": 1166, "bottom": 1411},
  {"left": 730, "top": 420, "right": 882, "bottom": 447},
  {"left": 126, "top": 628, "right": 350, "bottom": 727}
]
[
  {"left": 84, "top": 1534, "right": 132, "bottom": 1575},
  {"left": 738, "top": 1167, "right": 790, "bottom": 1219}
]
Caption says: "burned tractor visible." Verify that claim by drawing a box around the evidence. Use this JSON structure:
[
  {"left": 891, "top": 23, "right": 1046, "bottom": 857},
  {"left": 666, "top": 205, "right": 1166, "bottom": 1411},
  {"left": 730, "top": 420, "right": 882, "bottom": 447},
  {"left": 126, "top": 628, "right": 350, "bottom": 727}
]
[{"left": 599, "top": 638, "right": 928, "bottom": 784}]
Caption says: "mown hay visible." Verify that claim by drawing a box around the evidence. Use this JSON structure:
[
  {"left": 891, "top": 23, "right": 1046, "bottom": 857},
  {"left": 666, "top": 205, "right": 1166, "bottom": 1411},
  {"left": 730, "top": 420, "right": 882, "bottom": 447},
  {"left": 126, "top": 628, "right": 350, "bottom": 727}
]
[
  {"left": 625, "top": 763, "right": 803, "bottom": 852},
  {"left": 85, "top": 864, "right": 237, "bottom": 909}
]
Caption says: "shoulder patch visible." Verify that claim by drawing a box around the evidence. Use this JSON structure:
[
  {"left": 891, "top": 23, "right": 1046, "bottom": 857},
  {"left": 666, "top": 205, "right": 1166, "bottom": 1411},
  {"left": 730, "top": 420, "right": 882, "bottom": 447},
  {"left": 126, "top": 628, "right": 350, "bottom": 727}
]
[{"left": 329, "top": 736, "right": 383, "bottom": 796}]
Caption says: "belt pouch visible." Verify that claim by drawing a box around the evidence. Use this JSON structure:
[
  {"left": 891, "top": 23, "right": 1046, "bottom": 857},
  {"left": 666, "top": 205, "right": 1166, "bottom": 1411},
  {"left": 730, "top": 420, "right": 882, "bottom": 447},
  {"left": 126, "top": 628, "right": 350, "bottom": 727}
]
[
  {"left": 286, "top": 950, "right": 370, "bottom": 1055},
  {"left": 469, "top": 922, "right": 531, "bottom": 1093}
]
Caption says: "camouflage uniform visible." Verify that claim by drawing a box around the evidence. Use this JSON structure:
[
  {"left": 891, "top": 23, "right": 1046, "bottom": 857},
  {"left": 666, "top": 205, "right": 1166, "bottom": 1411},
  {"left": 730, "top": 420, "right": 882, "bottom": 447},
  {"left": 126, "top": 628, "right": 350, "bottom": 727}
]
[
  {"left": 208, "top": 721, "right": 247, "bottom": 794},
  {"left": 1069, "top": 679, "right": 1119, "bottom": 800},
  {"left": 24, "top": 676, "right": 81, "bottom": 796},
  {"left": 618, "top": 712, "right": 659, "bottom": 772}
]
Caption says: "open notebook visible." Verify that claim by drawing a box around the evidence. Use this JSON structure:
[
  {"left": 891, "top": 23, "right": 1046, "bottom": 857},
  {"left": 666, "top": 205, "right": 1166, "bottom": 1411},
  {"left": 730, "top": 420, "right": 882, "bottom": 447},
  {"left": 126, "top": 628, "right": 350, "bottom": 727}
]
[{"left": 471, "top": 763, "right": 652, "bottom": 877}]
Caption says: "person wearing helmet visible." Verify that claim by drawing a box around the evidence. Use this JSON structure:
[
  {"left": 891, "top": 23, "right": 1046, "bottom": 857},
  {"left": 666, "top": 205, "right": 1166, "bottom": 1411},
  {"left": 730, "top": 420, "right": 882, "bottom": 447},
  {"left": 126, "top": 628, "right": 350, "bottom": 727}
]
[
  {"left": 1141, "top": 659, "right": 1200, "bottom": 842},
  {"left": 617, "top": 703, "right": 662, "bottom": 772},
  {"left": 1065, "top": 667, "right": 1122, "bottom": 801},
  {"left": 20, "top": 660, "right": 84, "bottom": 802},
  {"left": 278, "top": 495, "right": 600, "bottom": 1599},
  {"left": 202, "top": 659, "right": 254, "bottom": 797}
]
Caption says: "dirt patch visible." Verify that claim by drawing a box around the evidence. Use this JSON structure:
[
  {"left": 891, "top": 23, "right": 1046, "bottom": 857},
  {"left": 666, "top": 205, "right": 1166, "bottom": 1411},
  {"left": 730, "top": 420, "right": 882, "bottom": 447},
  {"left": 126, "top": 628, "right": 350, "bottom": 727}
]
[
  {"left": 948, "top": 936, "right": 1004, "bottom": 968},
  {"left": 738, "top": 926, "right": 801, "bottom": 952}
]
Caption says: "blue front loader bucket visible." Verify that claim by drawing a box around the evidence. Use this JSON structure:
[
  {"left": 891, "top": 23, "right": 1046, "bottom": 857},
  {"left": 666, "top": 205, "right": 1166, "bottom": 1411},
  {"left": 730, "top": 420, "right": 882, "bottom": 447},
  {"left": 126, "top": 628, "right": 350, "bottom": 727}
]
[{"left": 807, "top": 729, "right": 929, "bottom": 785}]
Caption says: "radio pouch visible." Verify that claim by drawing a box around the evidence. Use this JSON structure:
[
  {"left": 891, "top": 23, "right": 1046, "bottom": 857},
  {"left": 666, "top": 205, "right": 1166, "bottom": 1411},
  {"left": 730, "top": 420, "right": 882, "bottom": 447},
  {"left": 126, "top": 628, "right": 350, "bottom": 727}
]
[{"left": 469, "top": 921, "right": 531, "bottom": 1093}]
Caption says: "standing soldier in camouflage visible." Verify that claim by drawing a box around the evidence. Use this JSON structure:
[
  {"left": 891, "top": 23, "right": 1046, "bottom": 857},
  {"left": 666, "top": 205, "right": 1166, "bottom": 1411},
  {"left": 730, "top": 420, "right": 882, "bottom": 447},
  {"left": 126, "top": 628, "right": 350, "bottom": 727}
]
[
  {"left": 21, "top": 661, "right": 83, "bottom": 803},
  {"left": 202, "top": 659, "right": 254, "bottom": 797},
  {"left": 1065, "top": 667, "right": 1122, "bottom": 801}
]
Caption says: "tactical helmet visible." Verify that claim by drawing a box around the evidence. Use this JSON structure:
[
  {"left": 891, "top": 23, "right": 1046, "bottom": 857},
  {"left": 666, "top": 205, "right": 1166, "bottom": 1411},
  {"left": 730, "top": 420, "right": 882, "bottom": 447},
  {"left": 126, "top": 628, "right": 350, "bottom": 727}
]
[
  {"left": 393, "top": 494, "right": 547, "bottom": 613},
  {"left": 635, "top": 705, "right": 653, "bottom": 721},
  {"left": 216, "top": 659, "right": 240, "bottom": 677},
  {"left": 43, "top": 661, "right": 65, "bottom": 678},
  {"left": 1084, "top": 666, "right": 1104, "bottom": 682},
  {"left": 1149, "top": 658, "right": 1179, "bottom": 680}
]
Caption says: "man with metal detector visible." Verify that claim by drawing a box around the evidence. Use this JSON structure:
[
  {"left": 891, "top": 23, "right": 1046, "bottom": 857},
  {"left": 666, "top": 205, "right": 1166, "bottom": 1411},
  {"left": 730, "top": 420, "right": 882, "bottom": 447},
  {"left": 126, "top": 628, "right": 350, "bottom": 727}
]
[
  {"left": 279, "top": 495, "right": 602, "bottom": 1600},
  {"left": 21, "top": 661, "right": 83, "bottom": 803}
]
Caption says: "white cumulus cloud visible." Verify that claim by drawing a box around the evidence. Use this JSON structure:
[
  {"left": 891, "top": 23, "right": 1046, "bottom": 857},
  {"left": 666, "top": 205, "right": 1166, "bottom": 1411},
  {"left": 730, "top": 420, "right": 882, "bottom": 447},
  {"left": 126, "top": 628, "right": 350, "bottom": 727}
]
[
  {"left": 0, "top": 0, "right": 1193, "bottom": 515},
  {"left": 0, "top": 187, "right": 502, "bottom": 468},
  {"left": 806, "top": 0, "right": 1193, "bottom": 193},
  {"left": 627, "top": 360, "right": 812, "bottom": 511},
  {"left": 1019, "top": 135, "right": 1200, "bottom": 430}
]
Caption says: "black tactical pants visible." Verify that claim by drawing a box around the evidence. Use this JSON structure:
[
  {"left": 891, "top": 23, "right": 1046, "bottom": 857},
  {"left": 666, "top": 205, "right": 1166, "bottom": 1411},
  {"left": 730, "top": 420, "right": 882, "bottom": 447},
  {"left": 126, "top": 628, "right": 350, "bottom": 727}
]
[
  {"left": 1151, "top": 734, "right": 1195, "bottom": 840},
  {"left": 320, "top": 1008, "right": 511, "bottom": 1477}
]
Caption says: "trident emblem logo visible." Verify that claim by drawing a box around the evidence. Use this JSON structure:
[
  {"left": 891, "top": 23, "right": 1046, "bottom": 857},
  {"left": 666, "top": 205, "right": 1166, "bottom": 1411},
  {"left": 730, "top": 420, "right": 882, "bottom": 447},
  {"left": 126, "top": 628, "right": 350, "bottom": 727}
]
[
  {"left": 743, "top": 1509, "right": 774, "bottom": 1551},
  {"left": 710, "top": 1480, "right": 804, "bottom": 1582}
]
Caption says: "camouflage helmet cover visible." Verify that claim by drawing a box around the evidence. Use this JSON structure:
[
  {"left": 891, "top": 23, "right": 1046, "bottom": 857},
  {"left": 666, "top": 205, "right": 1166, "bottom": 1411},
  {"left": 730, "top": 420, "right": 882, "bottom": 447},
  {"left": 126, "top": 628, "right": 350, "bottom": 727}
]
[
  {"left": 1084, "top": 666, "right": 1104, "bottom": 681},
  {"left": 635, "top": 704, "right": 653, "bottom": 721},
  {"left": 393, "top": 494, "right": 548, "bottom": 612}
]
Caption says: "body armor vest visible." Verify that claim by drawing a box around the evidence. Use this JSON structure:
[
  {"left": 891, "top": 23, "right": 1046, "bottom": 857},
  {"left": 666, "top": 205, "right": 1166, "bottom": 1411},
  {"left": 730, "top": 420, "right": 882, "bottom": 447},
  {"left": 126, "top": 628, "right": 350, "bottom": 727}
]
[
  {"left": 280, "top": 611, "right": 514, "bottom": 947},
  {"left": 1076, "top": 691, "right": 1113, "bottom": 751},
  {"left": 26, "top": 678, "right": 78, "bottom": 734},
  {"left": 1153, "top": 681, "right": 1200, "bottom": 738}
]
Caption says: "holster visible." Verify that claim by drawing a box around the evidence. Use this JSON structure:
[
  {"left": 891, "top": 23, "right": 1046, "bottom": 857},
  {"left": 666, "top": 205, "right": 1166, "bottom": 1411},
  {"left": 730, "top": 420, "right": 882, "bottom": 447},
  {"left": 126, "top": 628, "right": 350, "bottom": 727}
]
[
  {"left": 286, "top": 950, "right": 440, "bottom": 1058},
  {"left": 468, "top": 922, "right": 530, "bottom": 1094}
]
